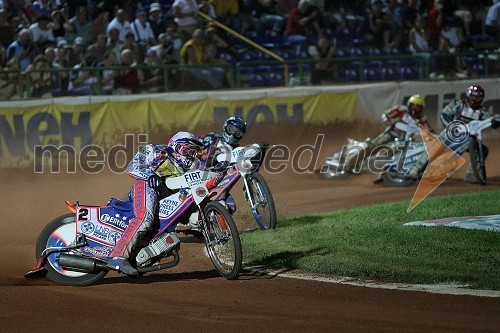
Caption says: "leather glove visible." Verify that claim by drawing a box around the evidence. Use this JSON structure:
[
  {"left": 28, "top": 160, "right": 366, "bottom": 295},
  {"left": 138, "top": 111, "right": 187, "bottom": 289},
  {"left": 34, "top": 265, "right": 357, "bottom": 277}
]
[
  {"left": 213, "top": 160, "right": 230, "bottom": 171},
  {"left": 259, "top": 141, "right": 269, "bottom": 149},
  {"left": 492, "top": 115, "right": 500, "bottom": 129},
  {"left": 147, "top": 174, "right": 164, "bottom": 191}
]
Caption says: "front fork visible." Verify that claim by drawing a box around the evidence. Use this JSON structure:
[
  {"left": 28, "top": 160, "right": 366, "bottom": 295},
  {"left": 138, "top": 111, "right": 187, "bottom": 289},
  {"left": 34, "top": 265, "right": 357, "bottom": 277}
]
[{"left": 242, "top": 174, "right": 266, "bottom": 229}]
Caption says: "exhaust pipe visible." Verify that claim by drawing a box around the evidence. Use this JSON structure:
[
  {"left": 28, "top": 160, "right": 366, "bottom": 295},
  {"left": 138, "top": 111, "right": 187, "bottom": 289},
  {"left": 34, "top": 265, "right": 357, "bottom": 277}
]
[{"left": 58, "top": 253, "right": 109, "bottom": 273}]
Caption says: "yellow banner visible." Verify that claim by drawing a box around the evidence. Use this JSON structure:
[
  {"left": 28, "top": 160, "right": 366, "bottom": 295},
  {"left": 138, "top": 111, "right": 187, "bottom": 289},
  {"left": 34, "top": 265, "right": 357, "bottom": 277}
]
[{"left": 0, "top": 91, "right": 356, "bottom": 167}]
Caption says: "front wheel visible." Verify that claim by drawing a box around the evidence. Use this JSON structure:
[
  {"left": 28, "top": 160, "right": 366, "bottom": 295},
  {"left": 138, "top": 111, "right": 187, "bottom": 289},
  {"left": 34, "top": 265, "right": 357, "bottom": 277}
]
[
  {"left": 245, "top": 173, "right": 277, "bottom": 229},
  {"left": 468, "top": 137, "right": 487, "bottom": 185},
  {"left": 36, "top": 213, "right": 108, "bottom": 286},
  {"left": 203, "top": 202, "right": 242, "bottom": 279}
]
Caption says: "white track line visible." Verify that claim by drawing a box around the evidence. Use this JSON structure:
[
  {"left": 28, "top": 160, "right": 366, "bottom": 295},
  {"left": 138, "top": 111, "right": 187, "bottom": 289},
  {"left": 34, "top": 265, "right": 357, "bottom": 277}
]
[{"left": 245, "top": 266, "right": 500, "bottom": 298}]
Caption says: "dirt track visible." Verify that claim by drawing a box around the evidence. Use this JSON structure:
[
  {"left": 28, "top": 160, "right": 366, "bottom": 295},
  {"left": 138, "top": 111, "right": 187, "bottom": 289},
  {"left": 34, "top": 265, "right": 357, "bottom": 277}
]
[{"left": 1, "top": 124, "right": 499, "bottom": 332}]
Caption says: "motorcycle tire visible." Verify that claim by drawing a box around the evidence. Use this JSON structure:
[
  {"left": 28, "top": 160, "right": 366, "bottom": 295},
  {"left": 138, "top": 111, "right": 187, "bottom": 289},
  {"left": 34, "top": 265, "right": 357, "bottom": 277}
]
[
  {"left": 382, "top": 171, "right": 417, "bottom": 187},
  {"left": 468, "top": 137, "right": 487, "bottom": 185},
  {"left": 245, "top": 173, "right": 277, "bottom": 230},
  {"left": 36, "top": 213, "right": 108, "bottom": 286},
  {"left": 203, "top": 202, "right": 242, "bottom": 280},
  {"left": 320, "top": 164, "right": 348, "bottom": 179}
]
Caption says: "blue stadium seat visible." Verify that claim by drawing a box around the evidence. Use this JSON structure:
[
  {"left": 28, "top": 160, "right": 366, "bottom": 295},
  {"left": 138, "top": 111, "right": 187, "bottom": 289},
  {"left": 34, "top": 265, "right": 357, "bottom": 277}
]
[
  {"left": 368, "top": 47, "right": 382, "bottom": 57},
  {"left": 268, "top": 72, "right": 285, "bottom": 86},
  {"left": 472, "top": 63, "right": 485, "bottom": 75},
  {"left": 345, "top": 69, "right": 361, "bottom": 81},
  {"left": 381, "top": 67, "right": 397, "bottom": 80},
  {"left": 250, "top": 73, "right": 266, "bottom": 87},
  {"left": 400, "top": 67, "right": 419, "bottom": 80}
]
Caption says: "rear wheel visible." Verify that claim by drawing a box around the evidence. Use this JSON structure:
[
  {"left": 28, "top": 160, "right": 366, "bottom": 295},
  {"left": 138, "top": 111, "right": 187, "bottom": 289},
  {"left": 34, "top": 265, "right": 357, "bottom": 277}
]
[
  {"left": 468, "top": 137, "right": 487, "bottom": 185},
  {"left": 245, "top": 173, "right": 277, "bottom": 229},
  {"left": 203, "top": 202, "right": 242, "bottom": 279},
  {"left": 382, "top": 170, "right": 417, "bottom": 187},
  {"left": 36, "top": 213, "right": 107, "bottom": 286}
]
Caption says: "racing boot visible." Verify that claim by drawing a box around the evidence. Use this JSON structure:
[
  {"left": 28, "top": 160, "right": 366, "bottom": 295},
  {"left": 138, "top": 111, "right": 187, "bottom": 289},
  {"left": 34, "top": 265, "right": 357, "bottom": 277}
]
[
  {"left": 406, "top": 155, "right": 428, "bottom": 179},
  {"left": 107, "top": 257, "right": 138, "bottom": 276},
  {"left": 463, "top": 163, "right": 477, "bottom": 183}
]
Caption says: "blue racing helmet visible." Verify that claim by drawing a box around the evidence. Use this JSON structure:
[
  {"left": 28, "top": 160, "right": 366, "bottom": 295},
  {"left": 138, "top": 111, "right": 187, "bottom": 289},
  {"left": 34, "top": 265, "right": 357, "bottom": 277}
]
[{"left": 222, "top": 116, "right": 247, "bottom": 146}]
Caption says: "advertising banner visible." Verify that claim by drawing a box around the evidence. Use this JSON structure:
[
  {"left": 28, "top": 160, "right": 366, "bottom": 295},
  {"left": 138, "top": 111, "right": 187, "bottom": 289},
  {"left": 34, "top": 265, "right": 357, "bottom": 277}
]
[{"left": 0, "top": 91, "right": 356, "bottom": 168}]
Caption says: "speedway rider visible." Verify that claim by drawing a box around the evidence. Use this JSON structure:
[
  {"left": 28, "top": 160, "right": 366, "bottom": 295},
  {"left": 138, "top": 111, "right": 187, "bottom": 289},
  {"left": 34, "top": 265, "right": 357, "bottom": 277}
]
[
  {"left": 343, "top": 95, "right": 433, "bottom": 172},
  {"left": 107, "top": 131, "right": 205, "bottom": 276},
  {"left": 195, "top": 116, "right": 248, "bottom": 216},
  {"left": 200, "top": 116, "right": 247, "bottom": 150},
  {"left": 406, "top": 85, "right": 498, "bottom": 181}
]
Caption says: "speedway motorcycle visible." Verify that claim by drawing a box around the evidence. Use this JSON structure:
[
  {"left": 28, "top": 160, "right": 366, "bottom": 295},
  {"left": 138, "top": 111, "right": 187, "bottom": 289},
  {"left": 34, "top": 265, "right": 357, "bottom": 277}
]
[
  {"left": 382, "top": 115, "right": 500, "bottom": 187},
  {"left": 25, "top": 167, "right": 243, "bottom": 286},
  {"left": 320, "top": 114, "right": 421, "bottom": 179},
  {"left": 211, "top": 141, "right": 277, "bottom": 230}
]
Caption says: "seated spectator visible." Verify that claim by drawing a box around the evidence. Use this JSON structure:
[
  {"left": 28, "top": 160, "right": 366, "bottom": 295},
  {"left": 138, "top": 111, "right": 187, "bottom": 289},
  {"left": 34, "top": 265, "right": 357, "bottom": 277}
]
[
  {"left": 67, "top": 36, "right": 86, "bottom": 68},
  {"left": 0, "top": 9, "right": 14, "bottom": 57},
  {"left": 139, "top": 49, "right": 164, "bottom": 93},
  {"left": 6, "top": 28, "right": 37, "bottom": 70},
  {"left": 97, "top": 50, "right": 117, "bottom": 95},
  {"left": 150, "top": 33, "right": 182, "bottom": 64},
  {"left": 253, "top": 0, "right": 286, "bottom": 33},
  {"left": 87, "top": 3, "right": 109, "bottom": 45},
  {"left": 113, "top": 48, "right": 140, "bottom": 95},
  {"left": 427, "top": 0, "right": 444, "bottom": 51},
  {"left": 0, "top": 58, "right": 23, "bottom": 100},
  {"left": 172, "top": 0, "right": 199, "bottom": 37},
  {"left": 106, "top": 27, "right": 123, "bottom": 62},
  {"left": 148, "top": 2, "right": 167, "bottom": 38},
  {"left": 485, "top": 0, "right": 500, "bottom": 40},
  {"left": 67, "top": 52, "right": 98, "bottom": 96},
  {"left": 365, "top": 0, "right": 392, "bottom": 48},
  {"left": 408, "top": 14, "right": 430, "bottom": 54},
  {"left": 29, "top": 14, "right": 55, "bottom": 51},
  {"left": 180, "top": 28, "right": 225, "bottom": 89},
  {"left": 440, "top": 16, "right": 467, "bottom": 71},
  {"left": 131, "top": 7, "right": 157, "bottom": 48},
  {"left": 387, "top": 0, "right": 403, "bottom": 48},
  {"left": 120, "top": 31, "right": 144, "bottom": 64},
  {"left": 311, "top": 34, "right": 337, "bottom": 84},
  {"left": 86, "top": 33, "right": 108, "bottom": 64},
  {"left": 284, "top": 0, "right": 315, "bottom": 56},
  {"left": 49, "top": 6, "right": 67, "bottom": 42},
  {"left": 106, "top": 9, "right": 132, "bottom": 43},
  {"left": 430, "top": 37, "right": 457, "bottom": 80},
  {"left": 25, "top": 54, "right": 52, "bottom": 98},
  {"left": 52, "top": 40, "right": 72, "bottom": 96},
  {"left": 64, "top": 6, "right": 89, "bottom": 44},
  {"left": 204, "top": 26, "right": 234, "bottom": 87}
]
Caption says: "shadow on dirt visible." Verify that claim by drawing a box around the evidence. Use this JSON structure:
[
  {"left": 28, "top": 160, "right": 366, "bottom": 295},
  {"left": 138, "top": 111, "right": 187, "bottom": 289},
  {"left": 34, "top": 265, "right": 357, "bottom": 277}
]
[{"left": 95, "top": 269, "right": 223, "bottom": 285}]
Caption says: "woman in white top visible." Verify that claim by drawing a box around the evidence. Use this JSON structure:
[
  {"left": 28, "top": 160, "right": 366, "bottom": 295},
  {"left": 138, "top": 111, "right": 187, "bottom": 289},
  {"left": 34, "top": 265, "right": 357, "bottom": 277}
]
[
  {"left": 172, "top": 0, "right": 199, "bottom": 37},
  {"left": 408, "top": 14, "right": 429, "bottom": 53}
]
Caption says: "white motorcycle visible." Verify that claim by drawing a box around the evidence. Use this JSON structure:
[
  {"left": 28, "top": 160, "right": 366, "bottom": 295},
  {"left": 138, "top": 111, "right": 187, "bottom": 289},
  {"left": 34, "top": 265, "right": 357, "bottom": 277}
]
[
  {"left": 382, "top": 115, "right": 500, "bottom": 187},
  {"left": 320, "top": 114, "right": 421, "bottom": 179},
  {"left": 212, "top": 141, "right": 277, "bottom": 230}
]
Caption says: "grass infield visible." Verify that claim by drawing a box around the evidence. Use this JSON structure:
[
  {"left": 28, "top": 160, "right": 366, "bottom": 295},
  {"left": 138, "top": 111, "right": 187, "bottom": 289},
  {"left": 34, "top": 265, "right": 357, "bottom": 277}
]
[{"left": 241, "top": 190, "right": 500, "bottom": 290}]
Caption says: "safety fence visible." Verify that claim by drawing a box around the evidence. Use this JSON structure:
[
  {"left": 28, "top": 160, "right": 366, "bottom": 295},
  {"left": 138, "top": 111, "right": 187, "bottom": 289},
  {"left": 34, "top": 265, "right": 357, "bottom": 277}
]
[{"left": 1, "top": 49, "right": 499, "bottom": 100}]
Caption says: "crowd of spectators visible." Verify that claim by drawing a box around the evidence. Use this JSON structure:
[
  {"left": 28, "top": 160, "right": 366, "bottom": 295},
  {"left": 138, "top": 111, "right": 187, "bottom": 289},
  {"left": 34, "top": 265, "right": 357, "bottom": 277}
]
[{"left": 0, "top": 0, "right": 498, "bottom": 99}]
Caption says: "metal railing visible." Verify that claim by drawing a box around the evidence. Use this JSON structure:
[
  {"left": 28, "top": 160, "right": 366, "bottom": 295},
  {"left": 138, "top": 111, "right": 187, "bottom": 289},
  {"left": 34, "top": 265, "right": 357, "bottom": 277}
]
[{"left": 0, "top": 50, "right": 498, "bottom": 100}]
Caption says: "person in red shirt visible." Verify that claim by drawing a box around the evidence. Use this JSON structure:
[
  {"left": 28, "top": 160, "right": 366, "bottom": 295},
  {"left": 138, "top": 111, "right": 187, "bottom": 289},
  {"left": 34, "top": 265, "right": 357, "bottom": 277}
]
[
  {"left": 427, "top": 0, "right": 445, "bottom": 50},
  {"left": 284, "top": 0, "right": 316, "bottom": 56},
  {"left": 113, "top": 48, "right": 140, "bottom": 95}
]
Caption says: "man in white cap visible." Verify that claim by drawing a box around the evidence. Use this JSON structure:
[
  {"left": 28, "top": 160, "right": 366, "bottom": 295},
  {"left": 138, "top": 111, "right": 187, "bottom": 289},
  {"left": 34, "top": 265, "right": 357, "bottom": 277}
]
[{"left": 149, "top": 2, "right": 167, "bottom": 38}]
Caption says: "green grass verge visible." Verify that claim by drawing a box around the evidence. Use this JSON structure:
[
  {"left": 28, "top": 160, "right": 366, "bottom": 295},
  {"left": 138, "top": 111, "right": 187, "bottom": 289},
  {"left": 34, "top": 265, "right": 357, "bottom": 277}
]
[{"left": 241, "top": 190, "right": 500, "bottom": 290}]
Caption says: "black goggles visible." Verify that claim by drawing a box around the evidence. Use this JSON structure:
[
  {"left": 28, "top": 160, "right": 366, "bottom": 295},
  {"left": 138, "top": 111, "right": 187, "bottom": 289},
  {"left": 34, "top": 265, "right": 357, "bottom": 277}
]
[{"left": 226, "top": 124, "right": 244, "bottom": 138}]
